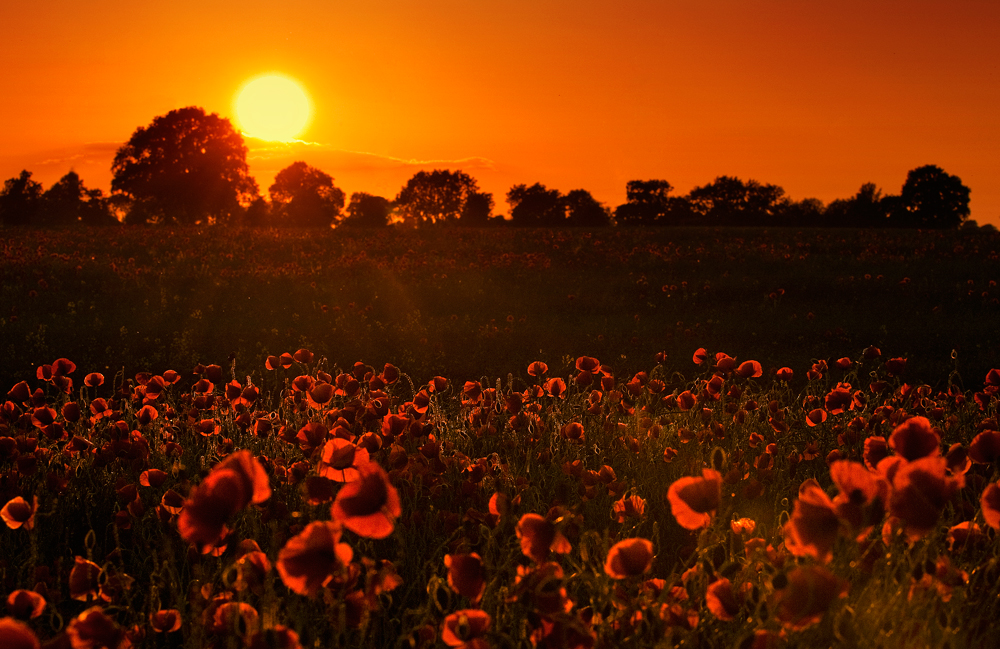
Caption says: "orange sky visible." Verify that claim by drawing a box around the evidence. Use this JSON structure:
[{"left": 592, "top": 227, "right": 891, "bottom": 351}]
[{"left": 2, "top": 0, "right": 998, "bottom": 225}]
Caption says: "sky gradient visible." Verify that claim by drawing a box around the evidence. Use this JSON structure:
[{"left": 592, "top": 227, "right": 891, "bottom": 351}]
[{"left": 2, "top": 0, "right": 997, "bottom": 224}]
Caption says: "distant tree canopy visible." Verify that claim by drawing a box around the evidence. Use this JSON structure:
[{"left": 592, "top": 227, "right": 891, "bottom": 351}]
[
  {"left": 268, "top": 161, "right": 346, "bottom": 228},
  {"left": 615, "top": 179, "right": 696, "bottom": 226},
  {"left": 395, "top": 169, "right": 486, "bottom": 226},
  {"left": 506, "top": 183, "right": 565, "bottom": 226},
  {"left": 0, "top": 170, "right": 43, "bottom": 226},
  {"left": 111, "top": 106, "right": 259, "bottom": 225},
  {"left": 687, "top": 176, "right": 787, "bottom": 226},
  {"left": 36, "top": 171, "right": 117, "bottom": 226},
  {"left": 343, "top": 192, "right": 393, "bottom": 228},
  {"left": 893, "top": 164, "right": 971, "bottom": 229}
]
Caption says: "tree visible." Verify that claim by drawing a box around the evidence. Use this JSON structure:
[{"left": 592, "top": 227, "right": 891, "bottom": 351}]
[
  {"left": 615, "top": 180, "right": 672, "bottom": 225},
  {"left": 506, "top": 183, "right": 565, "bottom": 226},
  {"left": 893, "top": 165, "right": 970, "bottom": 229},
  {"left": 460, "top": 191, "right": 496, "bottom": 226},
  {"left": 343, "top": 192, "right": 392, "bottom": 228},
  {"left": 269, "top": 161, "right": 346, "bottom": 228},
  {"left": 687, "top": 176, "right": 786, "bottom": 226},
  {"left": 824, "top": 183, "right": 891, "bottom": 227},
  {"left": 111, "top": 106, "right": 259, "bottom": 225},
  {"left": 0, "top": 170, "right": 43, "bottom": 226},
  {"left": 564, "top": 189, "right": 610, "bottom": 227},
  {"left": 395, "top": 169, "right": 480, "bottom": 226},
  {"left": 37, "top": 171, "right": 117, "bottom": 226}
]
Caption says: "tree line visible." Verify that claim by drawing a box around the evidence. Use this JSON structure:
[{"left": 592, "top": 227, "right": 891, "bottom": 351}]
[{"left": 0, "top": 106, "right": 975, "bottom": 229}]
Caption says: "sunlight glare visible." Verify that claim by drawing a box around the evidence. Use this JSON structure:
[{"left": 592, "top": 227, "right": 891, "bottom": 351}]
[{"left": 235, "top": 73, "right": 312, "bottom": 142}]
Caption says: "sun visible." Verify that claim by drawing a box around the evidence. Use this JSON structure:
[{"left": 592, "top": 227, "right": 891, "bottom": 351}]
[{"left": 234, "top": 74, "right": 312, "bottom": 142}]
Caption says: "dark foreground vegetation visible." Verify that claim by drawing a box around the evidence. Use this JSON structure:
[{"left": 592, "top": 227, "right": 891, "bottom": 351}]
[{"left": 2, "top": 226, "right": 1000, "bottom": 648}]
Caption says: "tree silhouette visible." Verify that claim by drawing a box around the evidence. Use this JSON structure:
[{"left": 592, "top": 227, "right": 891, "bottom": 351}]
[
  {"left": 37, "top": 171, "right": 117, "bottom": 226},
  {"left": 343, "top": 192, "right": 392, "bottom": 228},
  {"left": 460, "top": 191, "right": 496, "bottom": 226},
  {"left": 395, "top": 169, "right": 480, "bottom": 227},
  {"left": 892, "top": 165, "right": 970, "bottom": 229},
  {"left": 564, "top": 189, "right": 610, "bottom": 226},
  {"left": 687, "top": 176, "right": 786, "bottom": 226},
  {"left": 269, "top": 161, "right": 346, "bottom": 228},
  {"left": 506, "top": 183, "right": 565, "bottom": 226},
  {"left": 0, "top": 170, "right": 43, "bottom": 226},
  {"left": 824, "top": 183, "right": 891, "bottom": 227},
  {"left": 615, "top": 180, "right": 672, "bottom": 225},
  {"left": 111, "top": 106, "right": 259, "bottom": 225}
]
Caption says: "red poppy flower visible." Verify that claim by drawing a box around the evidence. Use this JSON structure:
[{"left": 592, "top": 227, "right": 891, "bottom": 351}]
[
  {"left": 276, "top": 521, "right": 354, "bottom": 597},
  {"left": 775, "top": 367, "right": 794, "bottom": 381},
  {"left": 516, "top": 513, "right": 571, "bottom": 563},
  {"left": 331, "top": 461, "right": 401, "bottom": 539},
  {"left": 150, "top": 609, "right": 182, "bottom": 633},
  {"left": 445, "top": 553, "right": 486, "bottom": 604},
  {"left": 543, "top": 378, "right": 567, "bottom": 399},
  {"left": 829, "top": 461, "right": 888, "bottom": 537},
  {"left": 735, "top": 360, "right": 762, "bottom": 378},
  {"left": 528, "top": 361, "right": 549, "bottom": 377},
  {"left": 295, "top": 422, "right": 328, "bottom": 453},
  {"left": 69, "top": 557, "right": 103, "bottom": 601},
  {"left": 1, "top": 496, "right": 37, "bottom": 530},
  {"left": 319, "top": 438, "right": 370, "bottom": 482},
  {"left": 705, "top": 578, "right": 745, "bottom": 621},
  {"left": 772, "top": 565, "right": 847, "bottom": 630},
  {"left": 980, "top": 482, "right": 1000, "bottom": 530},
  {"left": 783, "top": 480, "right": 839, "bottom": 563},
  {"left": 575, "top": 356, "right": 601, "bottom": 373},
  {"left": 6, "top": 590, "right": 45, "bottom": 619},
  {"left": 67, "top": 606, "right": 124, "bottom": 649},
  {"left": 604, "top": 537, "right": 654, "bottom": 579},
  {"left": 140, "top": 469, "right": 168, "bottom": 488},
  {"left": 0, "top": 617, "right": 39, "bottom": 649},
  {"left": 889, "top": 416, "right": 940, "bottom": 461},
  {"left": 211, "top": 602, "right": 259, "bottom": 638},
  {"left": 613, "top": 494, "right": 647, "bottom": 523},
  {"left": 7, "top": 381, "right": 31, "bottom": 403},
  {"left": 714, "top": 353, "right": 737, "bottom": 373},
  {"left": 559, "top": 421, "right": 585, "bottom": 443},
  {"left": 863, "top": 436, "right": 889, "bottom": 471},
  {"left": 667, "top": 469, "right": 722, "bottom": 530},
  {"left": 889, "top": 456, "right": 963, "bottom": 542},
  {"left": 178, "top": 451, "right": 271, "bottom": 546},
  {"left": 969, "top": 429, "right": 1000, "bottom": 464},
  {"left": 676, "top": 390, "right": 696, "bottom": 411},
  {"left": 885, "top": 357, "right": 907, "bottom": 376},
  {"left": 441, "top": 609, "right": 491, "bottom": 649},
  {"left": 805, "top": 409, "right": 828, "bottom": 427},
  {"left": 833, "top": 357, "right": 852, "bottom": 370},
  {"left": 692, "top": 348, "right": 708, "bottom": 365}
]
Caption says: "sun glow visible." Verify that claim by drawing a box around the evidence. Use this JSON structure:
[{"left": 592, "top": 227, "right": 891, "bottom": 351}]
[{"left": 234, "top": 74, "right": 312, "bottom": 142}]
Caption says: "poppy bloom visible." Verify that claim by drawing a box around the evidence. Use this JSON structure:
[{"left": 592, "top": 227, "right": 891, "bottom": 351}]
[
  {"left": 516, "top": 513, "right": 571, "bottom": 563},
  {"left": 863, "top": 436, "right": 890, "bottom": 471},
  {"left": 331, "top": 462, "right": 401, "bottom": 539},
  {"left": 772, "top": 565, "right": 847, "bottom": 630},
  {"left": 441, "top": 609, "right": 491, "bottom": 649},
  {"left": 527, "top": 361, "right": 549, "bottom": 377},
  {"left": 692, "top": 348, "right": 708, "bottom": 365},
  {"left": 150, "top": 609, "right": 182, "bottom": 633},
  {"left": 805, "top": 409, "right": 827, "bottom": 427},
  {"left": 969, "top": 429, "right": 1000, "bottom": 464},
  {"left": 559, "top": 421, "right": 585, "bottom": 443},
  {"left": 543, "top": 378, "right": 567, "bottom": 399},
  {"left": 211, "top": 602, "right": 259, "bottom": 638},
  {"left": 783, "top": 480, "right": 840, "bottom": 563},
  {"left": 276, "top": 521, "right": 354, "bottom": 597},
  {"left": 318, "top": 438, "right": 370, "bottom": 482},
  {"left": 889, "top": 416, "right": 940, "bottom": 461},
  {"left": 667, "top": 469, "right": 722, "bottom": 530},
  {"left": 178, "top": 451, "right": 271, "bottom": 546},
  {"left": 604, "top": 537, "right": 654, "bottom": 579},
  {"left": 705, "top": 578, "right": 744, "bottom": 621},
  {"left": 6, "top": 590, "right": 45, "bottom": 619},
  {"left": 445, "top": 553, "right": 486, "bottom": 604},
  {"left": 613, "top": 494, "right": 647, "bottom": 523},
  {"left": 776, "top": 367, "right": 794, "bottom": 381},
  {"left": 1, "top": 496, "right": 37, "bottom": 530},
  {"left": 980, "top": 481, "right": 1000, "bottom": 530},
  {"left": 67, "top": 606, "right": 124, "bottom": 649},
  {"left": 248, "top": 626, "right": 303, "bottom": 649},
  {"left": 735, "top": 360, "right": 762, "bottom": 379},
  {"left": 889, "top": 456, "right": 963, "bottom": 542},
  {"left": 575, "top": 356, "right": 601, "bottom": 373},
  {"left": 69, "top": 557, "right": 103, "bottom": 601},
  {"left": 0, "top": 618, "right": 39, "bottom": 649},
  {"left": 676, "top": 390, "right": 696, "bottom": 411},
  {"left": 829, "top": 461, "right": 888, "bottom": 537}
]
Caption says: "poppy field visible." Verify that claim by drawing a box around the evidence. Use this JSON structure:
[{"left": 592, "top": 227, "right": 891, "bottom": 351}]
[{"left": 2, "top": 226, "right": 1000, "bottom": 649}]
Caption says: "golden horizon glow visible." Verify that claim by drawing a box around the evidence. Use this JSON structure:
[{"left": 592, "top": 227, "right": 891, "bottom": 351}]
[{"left": 234, "top": 74, "right": 311, "bottom": 142}]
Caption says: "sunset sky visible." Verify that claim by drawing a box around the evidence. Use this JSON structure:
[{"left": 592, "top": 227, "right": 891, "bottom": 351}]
[{"left": 1, "top": 0, "right": 997, "bottom": 225}]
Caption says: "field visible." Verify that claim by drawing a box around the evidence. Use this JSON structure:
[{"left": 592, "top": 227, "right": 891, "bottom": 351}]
[{"left": 1, "top": 225, "right": 1000, "bottom": 648}]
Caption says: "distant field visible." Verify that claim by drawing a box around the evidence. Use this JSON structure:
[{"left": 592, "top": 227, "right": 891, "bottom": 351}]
[{"left": 2, "top": 225, "right": 999, "bottom": 390}]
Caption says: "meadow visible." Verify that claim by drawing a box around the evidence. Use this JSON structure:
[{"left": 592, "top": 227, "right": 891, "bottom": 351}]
[{"left": 1, "top": 225, "right": 1000, "bottom": 648}]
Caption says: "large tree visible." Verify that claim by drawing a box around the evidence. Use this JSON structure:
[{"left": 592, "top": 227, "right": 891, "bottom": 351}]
[
  {"left": 687, "top": 176, "right": 786, "bottom": 226},
  {"left": 395, "top": 169, "right": 480, "bottom": 226},
  {"left": 38, "top": 171, "right": 117, "bottom": 226},
  {"left": 343, "top": 192, "right": 393, "bottom": 228},
  {"left": 111, "top": 106, "right": 259, "bottom": 225},
  {"left": 893, "top": 165, "right": 970, "bottom": 229},
  {"left": 269, "top": 161, "right": 346, "bottom": 228},
  {"left": 564, "top": 189, "right": 610, "bottom": 227},
  {"left": 506, "top": 183, "right": 565, "bottom": 226},
  {"left": 0, "top": 170, "right": 43, "bottom": 226},
  {"left": 615, "top": 179, "right": 673, "bottom": 225}
]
